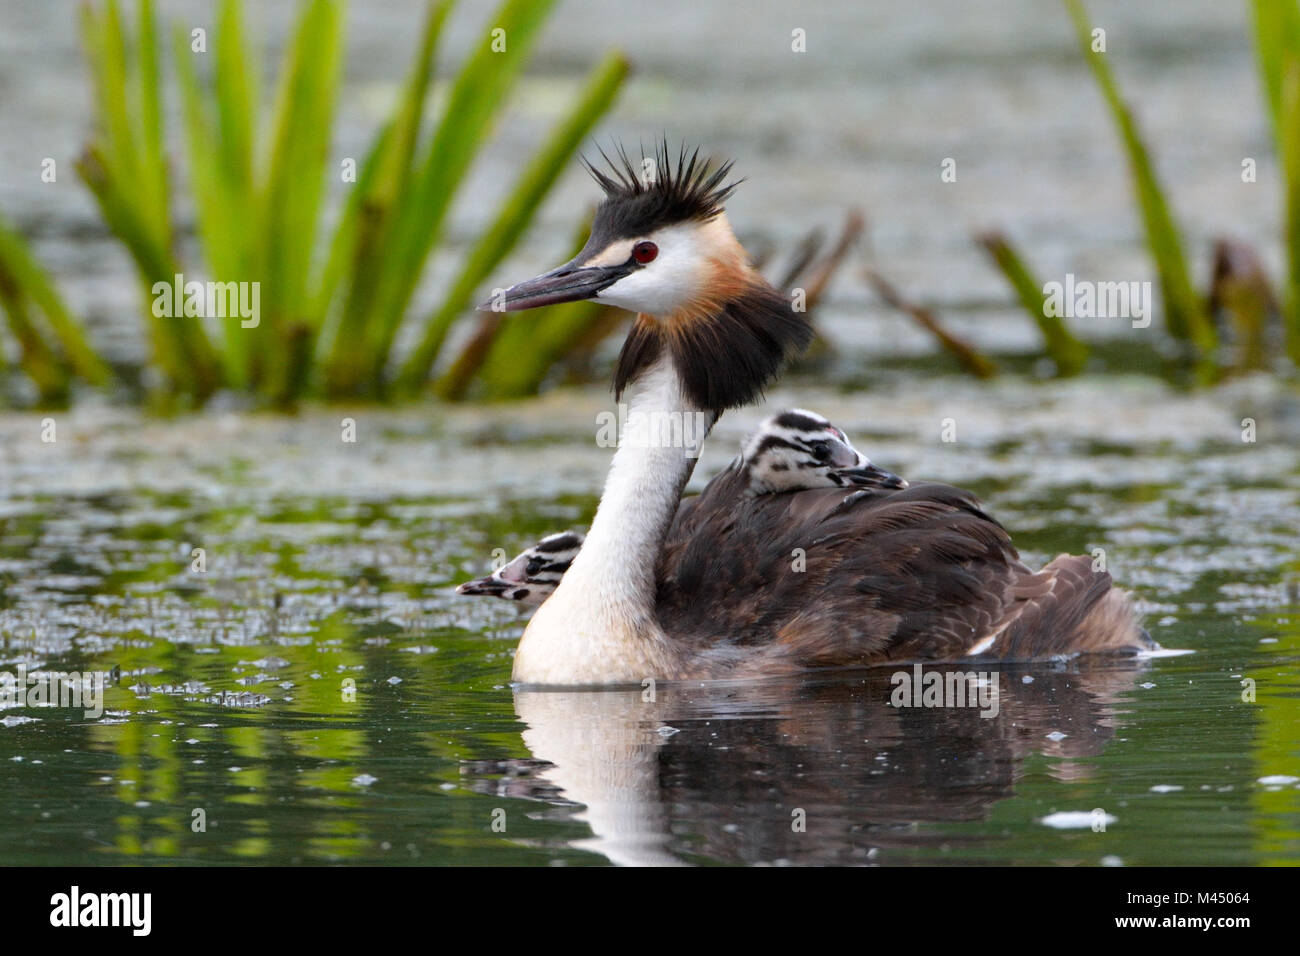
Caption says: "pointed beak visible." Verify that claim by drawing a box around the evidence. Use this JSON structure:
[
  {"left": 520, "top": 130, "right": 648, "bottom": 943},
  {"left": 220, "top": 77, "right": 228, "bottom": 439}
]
[
  {"left": 456, "top": 575, "right": 512, "bottom": 598},
  {"left": 838, "top": 460, "right": 908, "bottom": 490},
  {"left": 477, "top": 259, "right": 632, "bottom": 312}
]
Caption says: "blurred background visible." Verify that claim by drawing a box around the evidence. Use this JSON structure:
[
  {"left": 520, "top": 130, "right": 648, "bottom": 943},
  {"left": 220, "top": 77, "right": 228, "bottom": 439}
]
[
  {"left": 0, "top": 0, "right": 1287, "bottom": 385},
  {"left": 0, "top": 1, "right": 1296, "bottom": 867}
]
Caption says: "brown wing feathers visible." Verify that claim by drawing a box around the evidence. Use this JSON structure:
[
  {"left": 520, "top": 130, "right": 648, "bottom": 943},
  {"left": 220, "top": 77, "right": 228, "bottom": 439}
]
[
  {"left": 655, "top": 479, "right": 1145, "bottom": 671},
  {"left": 983, "top": 554, "right": 1149, "bottom": 659}
]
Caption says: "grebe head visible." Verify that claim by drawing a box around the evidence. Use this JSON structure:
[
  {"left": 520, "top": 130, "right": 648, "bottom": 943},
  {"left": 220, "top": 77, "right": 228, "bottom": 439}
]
[
  {"left": 483, "top": 142, "right": 739, "bottom": 318},
  {"left": 456, "top": 531, "right": 585, "bottom": 605},
  {"left": 482, "top": 141, "right": 812, "bottom": 413},
  {"left": 744, "top": 409, "right": 907, "bottom": 494}
]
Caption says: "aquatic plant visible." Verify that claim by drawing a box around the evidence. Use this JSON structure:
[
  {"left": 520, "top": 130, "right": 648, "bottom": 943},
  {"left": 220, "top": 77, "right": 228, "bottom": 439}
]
[
  {"left": 864, "top": 269, "right": 998, "bottom": 379},
  {"left": 1252, "top": 0, "right": 1300, "bottom": 367},
  {"left": 975, "top": 232, "right": 1088, "bottom": 377},
  {"left": 78, "top": 0, "right": 225, "bottom": 401},
  {"left": 7, "top": 0, "right": 1300, "bottom": 407},
  {"left": 0, "top": 213, "right": 111, "bottom": 405},
  {"left": 959, "top": 0, "right": 1300, "bottom": 383},
  {"left": 0, "top": 0, "right": 627, "bottom": 408},
  {"left": 1062, "top": 0, "right": 1217, "bottom": 371}
]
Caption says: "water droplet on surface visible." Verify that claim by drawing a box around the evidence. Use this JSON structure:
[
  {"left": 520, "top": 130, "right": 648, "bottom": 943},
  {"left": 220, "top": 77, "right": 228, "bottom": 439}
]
[{"left": 1040, "top": 811, "right": 1115, "bottom": 829}]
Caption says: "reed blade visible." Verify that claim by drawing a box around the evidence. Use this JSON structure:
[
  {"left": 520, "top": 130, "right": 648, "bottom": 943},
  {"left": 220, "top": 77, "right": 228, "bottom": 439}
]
[
  {"left": 321, "top": 0, "right": 450, "bottom": 395},
  {"left": 353, "top": 0, "right": 559, "bottom": 393},
  {"left": 404, "top": 50, "right": 629, "bottom": 394},
  {"left": 977, "top": 231, "right": 1089, "bottom": 376},
  {"left": 0, "top": 216, "right": 111, "bottom": 387},
  {"left": 255, "top": 0, "right": 344, "bottom": 400},
  {"left": 865, "top": 269, "right": 998, "bottom": 379},
  {"left": 1064, "top": 0, "right": 1217, "bottom": 372}
]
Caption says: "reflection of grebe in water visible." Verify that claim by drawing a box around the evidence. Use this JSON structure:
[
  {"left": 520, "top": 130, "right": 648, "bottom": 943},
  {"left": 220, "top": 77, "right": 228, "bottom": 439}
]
[{"left": 461, "top": 660, "right": 1149, "bottom": 865}]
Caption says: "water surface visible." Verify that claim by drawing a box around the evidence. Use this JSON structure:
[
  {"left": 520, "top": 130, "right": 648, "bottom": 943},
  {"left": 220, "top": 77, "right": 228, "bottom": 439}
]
[
  {"left": 1, "top": 374, "right": 1296, "bottom": 865},
  {"left": 0, "top": 0, "right": 1297, "bottom": 866}
]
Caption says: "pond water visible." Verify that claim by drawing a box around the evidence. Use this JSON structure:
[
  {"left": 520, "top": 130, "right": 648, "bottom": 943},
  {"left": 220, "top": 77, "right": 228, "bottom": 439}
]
[
  {"left": 1, "top": 370, "right": 1297, "bottom": 865},
  {"left": 1, "top": 0, "right": 1298, "bottom": 865}
]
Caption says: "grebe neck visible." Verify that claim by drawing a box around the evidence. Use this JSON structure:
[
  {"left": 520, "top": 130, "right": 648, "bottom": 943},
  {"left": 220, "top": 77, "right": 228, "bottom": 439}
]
[
  {"left": 512, "top": 356, "right": 713, "bottom": 685},
  {"left": 511, "top": 275, "right": 808, "bottom": 685}
]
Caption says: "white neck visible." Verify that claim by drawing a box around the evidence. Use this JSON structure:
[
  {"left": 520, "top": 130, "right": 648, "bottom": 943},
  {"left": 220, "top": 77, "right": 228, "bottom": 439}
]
[{"left": 512, "top": 357, "right": 714, "bottom": 685}]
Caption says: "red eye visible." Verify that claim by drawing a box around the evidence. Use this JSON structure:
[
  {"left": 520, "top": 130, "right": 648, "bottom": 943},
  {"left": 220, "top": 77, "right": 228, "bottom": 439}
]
[{"left": 632, "top": 241, "right": 658, "bottom": 264}]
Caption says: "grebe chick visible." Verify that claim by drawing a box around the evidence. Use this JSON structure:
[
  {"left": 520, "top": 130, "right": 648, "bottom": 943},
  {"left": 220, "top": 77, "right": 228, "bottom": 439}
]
[
  {"left": 456, "top": 531, "right": 584, "bottom": 605},
  {"left": 743, "top": 408, "right": 906, "bottom": 495},
  {"left": 457, "top": 410, "right": 903, "bottom": 603}
]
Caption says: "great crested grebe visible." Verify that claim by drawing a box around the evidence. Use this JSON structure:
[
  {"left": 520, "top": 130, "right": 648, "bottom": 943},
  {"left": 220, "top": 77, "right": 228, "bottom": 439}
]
[
  {"left": 483, "top": 143, "right": 1150, "bottom": 685},
  {"left": 457, "top": 409, "right": 905, "bottom": 604}
]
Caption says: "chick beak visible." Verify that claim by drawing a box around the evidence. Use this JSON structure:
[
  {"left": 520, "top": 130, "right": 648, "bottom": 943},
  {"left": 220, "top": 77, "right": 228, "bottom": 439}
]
[
  {"left": 456, "top": 575, "right": 512, "bottom": 598},
  {"left": 838, "top": 459, "right": 908, "bottom": 490}
]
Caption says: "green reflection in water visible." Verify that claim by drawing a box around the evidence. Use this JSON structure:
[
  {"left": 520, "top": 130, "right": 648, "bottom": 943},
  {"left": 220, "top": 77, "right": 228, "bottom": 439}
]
[{"left": 0, "top": 388, "right": 1297, "bottom": 866}]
